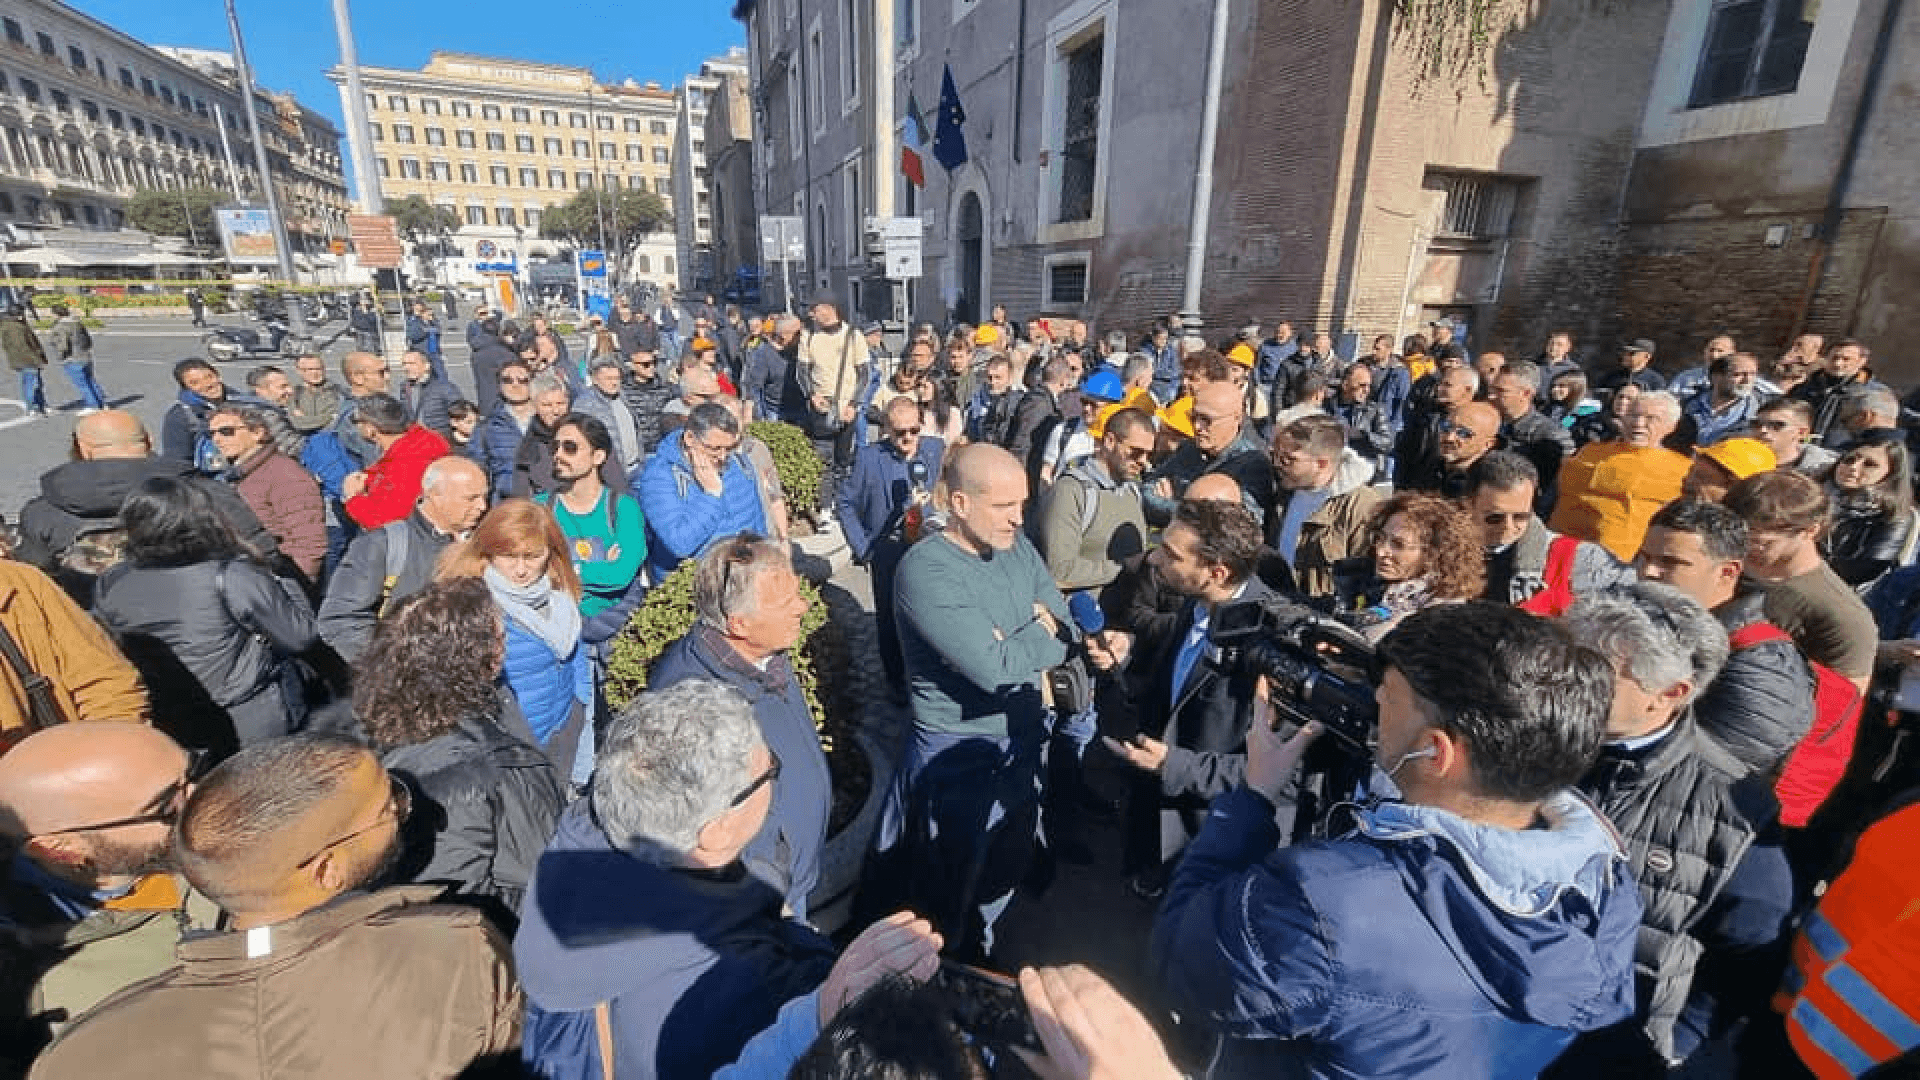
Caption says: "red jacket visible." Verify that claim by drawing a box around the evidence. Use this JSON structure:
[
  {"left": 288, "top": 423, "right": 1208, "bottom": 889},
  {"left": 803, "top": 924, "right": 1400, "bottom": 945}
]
[{"left": 344, "top": 425, "right": 451, "bottom": 529}]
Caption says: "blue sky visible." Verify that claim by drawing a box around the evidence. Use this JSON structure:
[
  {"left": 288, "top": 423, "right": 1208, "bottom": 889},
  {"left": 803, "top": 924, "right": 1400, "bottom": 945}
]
[{"left": 69, "top": 0, "right": 746, "bottom": 129}]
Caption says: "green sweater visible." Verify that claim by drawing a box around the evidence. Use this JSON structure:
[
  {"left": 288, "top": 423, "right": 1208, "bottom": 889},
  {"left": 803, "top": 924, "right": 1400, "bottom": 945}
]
[
  {"left": 894, "top": 530, "right": 1071, "bottom": 738},
  {"left": 543, "top": 489, "right": 648, "bottom": 617}
]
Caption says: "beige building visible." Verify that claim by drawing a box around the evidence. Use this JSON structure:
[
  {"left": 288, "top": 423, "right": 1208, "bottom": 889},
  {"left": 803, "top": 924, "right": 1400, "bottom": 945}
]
[
  {"left": 0, "top": 0, "right": 347, "bottom": 265},
  {"left": 673, "top": 47, "right": 749, "bottom": 294},
  {"left": 328, "top": 52, "right": 680, "bottom": 288}
]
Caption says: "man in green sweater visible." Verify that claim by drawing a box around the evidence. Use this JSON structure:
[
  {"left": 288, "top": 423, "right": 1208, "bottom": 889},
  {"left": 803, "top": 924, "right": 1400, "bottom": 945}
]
[
  {"left": 540, "top": 413, "right": 647, "bottom": 644},
  {"left": 877, "top": 444, "right": 1074, "bottom": 957}
]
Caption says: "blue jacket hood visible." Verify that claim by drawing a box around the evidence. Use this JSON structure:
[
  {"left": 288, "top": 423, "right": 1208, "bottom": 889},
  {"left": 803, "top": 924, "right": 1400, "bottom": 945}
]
[
  {"left": 514, "top": 801, "right": 805, "bottom": 1011},
  {"left": 1354, "top": 791, "right": 1642, "bottom": 1029}
]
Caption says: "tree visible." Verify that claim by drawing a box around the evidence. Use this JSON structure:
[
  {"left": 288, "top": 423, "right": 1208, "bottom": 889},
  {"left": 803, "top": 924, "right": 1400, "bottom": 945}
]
[
  {"left": 1393, "top": 0, "right": 1529, "bottom": 88},
  {"left": 539, "top": 186, "right": 672, "bottom": 271},
  {"left": 125, "top": 186, "right": 224, "bottom": 246},
  {"left": 389, "top": 194, "right": 460, "bottom": 246}
]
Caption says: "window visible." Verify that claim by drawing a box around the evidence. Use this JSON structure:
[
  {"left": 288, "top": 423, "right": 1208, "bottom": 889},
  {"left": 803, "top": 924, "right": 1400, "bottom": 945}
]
[
  {"left": 650, "top": 119, "right": 669, "bottom": 135},
  {"left": 599, "top": 142, "right": 615, "bottom": 158},
  {"left": 1690, "top": 0, "right": 1815, "bottom": 107},
  {"left": 465, "top": 204, "right": 486, "bottom": 225},
  {"left": 597, "top": 115, "right": 613, "bottom": 130},
  {"left": 569, "top": 112, "right": 588, "bottom": 128},
  {"left": 842, "top": 159, "right": 862, "bottom": 255},
  {"left": 806, "top": 24, "right": 825, "bottom": 134},
  {"left": 422, "top": 98, "right": 441, "bottom": 115},
  {"left": 573, "top": 139, "right": 591, "bottom": 157},
  {"left": 1057, "top": 31, "right": 1104, "bottom": 224},
  {"left": 428, "top": 160, "right": 451, "bottom": 181},
  {"left": 67, "top": 45, "right": 84, "bottom": 70},
  {"left": 106, "top": 108, "right": 121, "bottom": 129},
  {"left": 575, "top": 170, "right": 594, "bottom": 189},
  {"left": 140, "top": 77, "right": 155, "bottom": 97},
  {"left": 2, "top": 19, "right": 21, "bottom": 45},
  {"left": 652, "top": 146, "right": 670, "bottom": 163},
  {"left": 387, "top": 94, "right": 409, "bottom": 112},
  {"left": 626, "top": 143, "right": 643, "bottom": 161},
  {"left": 1428, "top": 171, "right": 1521, "bottom": 240},
  {"left": 510, "top": 106, "right": 530, "bottom": 122},
  {"left": 495, "top": 206, "right": 516, "bottom": 226},
  {"left": 524, "top": 207, "right": 541, "bottom": 228},
  {"left": 36, "top": 32, "right": 54, "bottom": 57},
  {"left": 637, "top": 255, "right": 651, "bottom": 273},
  {"left": 548, "top": 169, "right": 566, "bottom": 189},
  {"left": 425, "top": 127, "right": 446, "bottom": 146},
  {"left": 515, "top": 134, "right": 535, "bottom": 153},
  {"left": 392, "top": 123, "right": 415, "bottom": 144},
  {"left": 18, "top": 78, "right": 38, "bottom": 104},
  {"left": 160, "top": 86, "right": 174, "bottom": 106},
  {"left": 604, "top": 172, "right": 619, "bottom": 190},
  {"left": 1044, "top": 255, "right": 1089, "bottom": 306},
  {"left": 541, "top": 109, "right": 560, "bottom": 126},
  {"left": 654, "top": 177, "right": 670, "bottom": 194},
  {"left": 456, "top": 130, "right": 475, "bottom": 148},
  {"left": 490, "top": 165, "right": 510, "bottom": 186},
  {"left": 519, "top": 167, "right": 539, "bottom": 187},
  {"left": 664, "top": 255, "right": 675, "bottom": 274},
  {"left": 787, "top": 79, "right": 802, "bottom": 162},
  {"left": 899, "top": 0, "right": 917, "bottom": 48},
  {"left": 535, "top": 136, "right": 555, "bottom": 156},
  {"left": 842, "top": 0, "right": 860, "bottom": 104},
  {"left": 459, "top": 162, "right": 478, "bottom": 182},
  {"left": 376, "top": 157, "right": 390, "bottom": 177},
  {"left": 50, "top": 89, "right": 69, "bottom": 112},
  {"left": 119, "top": 67, "right": 134, "bottom": 90},
  {"left": 451, "top": 100, "right": 472, "bottom": 118},
  {"left": 697, "top": 216, "right": 710, "bottom": 230},
  {"left": 485, "top": 132, "right": 505, "bottom": 151},
  {"left": 481, "top": 103, "right": 501, "bottom": 120},
  {"left": 368, "top": 122, "right": 386, "bottom": 141},
  {"left": 365, "top": 92, "right": 379, "bottom": 111},
  {"left": 399, "top": 158, "right": 421, "bottom": 179},
  {"left": 131, "top": 116, "right": 145, "bottom": 136}
]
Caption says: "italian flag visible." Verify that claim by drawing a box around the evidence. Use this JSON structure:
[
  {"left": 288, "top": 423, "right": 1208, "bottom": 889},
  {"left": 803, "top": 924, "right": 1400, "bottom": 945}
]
[{"left": 901, "top": 93, "right": 928, "bottom": 188}]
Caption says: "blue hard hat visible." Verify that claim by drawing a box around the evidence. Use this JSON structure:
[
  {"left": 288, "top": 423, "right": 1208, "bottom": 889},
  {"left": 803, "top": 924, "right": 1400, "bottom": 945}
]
[{"left": 1082, "top": 368, "right": 1125, "bottom": 402}]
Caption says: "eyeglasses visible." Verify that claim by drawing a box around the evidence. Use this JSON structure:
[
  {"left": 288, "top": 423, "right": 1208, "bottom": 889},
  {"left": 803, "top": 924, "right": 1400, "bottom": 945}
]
[
  {"left": 208, "top": 425, "right": 244, "bottom": 438},
  {"left": 729, "top": 751, "right": 783, "bottom": 808},
  {"left": 38, "top": 748, "right": 211, "bottom": 836},
  {"left": 1441, "top": 422, "right": 1480, "bottom": 440},
  {"left": 890, "top": 426, "right": 922, "bottom": 438},
  {"left": 716, "top": 532, "right": 763, "bottom": 619},
  {"left": 697, "top": 436, "right": 740, "bottom": 456},
  {"left": 295, "top": 774, "right": 411, "bottom": 871},
  {"left": 500, "top": 375, "right": 530, "bottom": 385},
  {"left": 1481, "top": 511, "right": 1531, "bottom": 527}
]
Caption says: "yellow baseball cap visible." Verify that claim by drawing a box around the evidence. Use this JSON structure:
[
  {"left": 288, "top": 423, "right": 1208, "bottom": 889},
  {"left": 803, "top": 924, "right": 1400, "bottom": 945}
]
[
  {"left": 1160, "top": 395, "right": 1195, "bottom": 438},
  {"left": 1696, "top": 437, "right": 1776, "bottom": 480},
  {"left": 1226, "top": 342, "right": 1256, "bottom": 368}
]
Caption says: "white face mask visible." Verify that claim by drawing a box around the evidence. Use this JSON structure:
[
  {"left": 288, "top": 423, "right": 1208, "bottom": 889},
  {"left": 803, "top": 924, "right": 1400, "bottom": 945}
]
[{"left": 1361, "top": 746, "right": 1438, "bottom": 802}]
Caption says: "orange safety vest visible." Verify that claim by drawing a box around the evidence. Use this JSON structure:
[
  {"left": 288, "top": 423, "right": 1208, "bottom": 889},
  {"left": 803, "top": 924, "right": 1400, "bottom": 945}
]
[{"left": 1774, "top": 800, "right": 1920, "bottom": 1077}]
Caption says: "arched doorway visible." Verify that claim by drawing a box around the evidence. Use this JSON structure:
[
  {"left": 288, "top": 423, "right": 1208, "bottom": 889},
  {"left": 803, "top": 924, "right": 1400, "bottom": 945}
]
[{"left": 955, "top": 192, "right": 983, "bottom": 327}]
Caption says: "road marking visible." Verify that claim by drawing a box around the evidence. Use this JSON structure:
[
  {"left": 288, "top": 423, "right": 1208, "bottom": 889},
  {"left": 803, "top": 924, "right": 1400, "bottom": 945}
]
[{"left": 0, "top": 399, "right": 44, "bottom": 431}]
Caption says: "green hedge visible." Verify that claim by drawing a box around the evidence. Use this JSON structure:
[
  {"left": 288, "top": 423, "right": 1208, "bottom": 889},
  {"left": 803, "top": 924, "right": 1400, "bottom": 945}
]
[
  {"left": 748, "top": 420, "right": 825, "bottom": 515},
  {"left": 603, "top": 560, "right": 831, "bottom": 732}
]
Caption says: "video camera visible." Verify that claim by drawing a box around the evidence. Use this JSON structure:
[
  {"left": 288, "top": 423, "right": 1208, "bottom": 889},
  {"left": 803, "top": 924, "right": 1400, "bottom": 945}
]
[{"left": 1207, "top": 594, "right": 1380, "bottom": 753}]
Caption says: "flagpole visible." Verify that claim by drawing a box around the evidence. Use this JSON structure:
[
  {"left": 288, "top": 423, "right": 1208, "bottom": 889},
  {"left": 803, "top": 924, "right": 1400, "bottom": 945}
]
[{"left": 1180, "top": 0, "right": 1232, "bottom": 335}]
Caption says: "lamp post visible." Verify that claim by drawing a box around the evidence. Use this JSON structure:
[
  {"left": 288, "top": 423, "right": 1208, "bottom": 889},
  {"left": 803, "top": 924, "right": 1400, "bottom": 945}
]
[
  {"left": 1178, "top": 0, "right": 1231, "bottom": 337},
  {"left": 224, "top": 0, "right": 308, "bottom": 343}
]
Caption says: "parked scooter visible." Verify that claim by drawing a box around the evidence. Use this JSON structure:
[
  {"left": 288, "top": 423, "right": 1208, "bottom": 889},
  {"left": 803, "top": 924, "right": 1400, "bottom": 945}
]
[{"left": 202, "top": 313, "right": 293, "bottom": 363}]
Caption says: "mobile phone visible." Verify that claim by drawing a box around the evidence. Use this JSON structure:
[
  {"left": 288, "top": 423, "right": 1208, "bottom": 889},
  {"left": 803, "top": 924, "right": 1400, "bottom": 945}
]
[{"left": 934, "top": 959, "right": 1041, "bottom": 1055}]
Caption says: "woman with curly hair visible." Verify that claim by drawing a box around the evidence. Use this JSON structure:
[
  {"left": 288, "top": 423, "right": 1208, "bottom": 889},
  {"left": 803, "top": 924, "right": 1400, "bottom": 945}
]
[
  {"left": 437, "top": 498, "right": 593, "bottom": 785},
  {"left": 1340, "top": 492, "right": 1486, "bottom": 641},
  {"left": 360, "top": 577, "right": 563, "bottom": 919}
]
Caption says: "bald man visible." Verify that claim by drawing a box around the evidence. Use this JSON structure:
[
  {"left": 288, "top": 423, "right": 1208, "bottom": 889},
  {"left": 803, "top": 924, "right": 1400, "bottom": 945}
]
[
  {"left": 875, "top": 444, "right": 1074, "bottom": 953},
  {"left": 15, "top": 411, "right": 276, "bottom": 606},
  {"left": 0, "top": 724, "right": 215, "bottom": 1067},
  {"left": 742, "top": 315, "right": 804, "bottom": 426},
  {"left": 30, "top": 734, "right": 522, "bottom": 1080},
  {"left": 1142, "top": 379, "right": 1274, "bottom": 528},
  {"left": 1405, "top": 399, "right": 1502, "bottom": 500}
]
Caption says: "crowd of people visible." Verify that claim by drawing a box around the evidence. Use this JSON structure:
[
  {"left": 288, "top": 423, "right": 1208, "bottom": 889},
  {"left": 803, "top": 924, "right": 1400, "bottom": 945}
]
[{"left": 0, "top": 292, "right": 1917, "bottom": 1080}]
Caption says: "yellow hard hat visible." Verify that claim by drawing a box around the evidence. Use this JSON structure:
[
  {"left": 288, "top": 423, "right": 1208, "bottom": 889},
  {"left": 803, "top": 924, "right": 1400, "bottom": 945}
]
[
  {"left": 973, "top": 324, "right": 1001, "bottom": 346},
  {"left": 1226, "top": 342, "right": 1256, "bottom": 368},
  {"left": 1160, "top": 395, "right": 1195, "bottom": 438}
]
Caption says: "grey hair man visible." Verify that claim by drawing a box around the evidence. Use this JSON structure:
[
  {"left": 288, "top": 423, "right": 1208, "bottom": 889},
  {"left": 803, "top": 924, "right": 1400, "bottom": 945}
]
[
  {"left": 1488, "top": 361, "right": 1575, "bottom": 515},
  {"left": 1837, "top": 385, "right": 1901, "bottom": 447},
  {"left": 650, "top": 535, "right": 830, "bottom": 918},
  {"left": 1560, "top": 583, "right": 1794, "bottom": 1070},
  {"left": 516, "top": 679, "right": 941, "bottom": 1080}
]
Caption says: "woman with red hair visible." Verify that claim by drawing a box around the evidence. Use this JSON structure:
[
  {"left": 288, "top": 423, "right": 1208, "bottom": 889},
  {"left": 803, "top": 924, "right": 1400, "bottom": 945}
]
[
  {"left": 438, "top": 498, "right": 593, "bottom": 784},
  {"left": 1340, "top": 492, "right": 1486, "bottom": 642}
]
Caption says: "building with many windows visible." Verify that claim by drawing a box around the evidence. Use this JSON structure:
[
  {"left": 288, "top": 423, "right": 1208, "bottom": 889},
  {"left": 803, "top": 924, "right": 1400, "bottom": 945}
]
[
  {"left": 671, "top": 47, "right": 748, "bottom": 295},
  {"left": 0, "top": 0, "right": 347, "bottom": 268},
  {"left": 328, "top": 52, "right": 680, "bottom": 290},
  {"left": 703, "top": 55, "right": 759, "bottom": 304}
]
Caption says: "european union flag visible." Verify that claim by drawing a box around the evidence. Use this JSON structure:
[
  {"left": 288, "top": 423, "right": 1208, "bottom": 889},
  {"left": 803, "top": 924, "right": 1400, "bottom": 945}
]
[{"left": 933, "top": 64, "right": 968, "bottom": 171}]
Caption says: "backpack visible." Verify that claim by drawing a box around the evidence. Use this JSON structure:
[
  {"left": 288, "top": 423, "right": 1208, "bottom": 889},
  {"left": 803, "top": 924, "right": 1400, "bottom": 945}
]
[
  {"left": 1728, "top": 620, "right": 1865, "bottom": 827},
  {"left": 72, "top": 320, "right": 91, "bottom": 353},
  {"left": 1517, "top": 535, "right": 1582, "bottom": 617},
  {"left": 376, "top": 519, "right": 411, "bottom": 618}
]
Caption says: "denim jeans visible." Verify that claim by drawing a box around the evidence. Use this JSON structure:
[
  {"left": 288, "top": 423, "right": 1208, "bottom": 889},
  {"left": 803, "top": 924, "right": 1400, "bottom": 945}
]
[
  {"left": 62, "top": 362, "right": 106, "bottom": 409},
  {"left": 18, "top": 367, "right": 44, "bottom": 412}
]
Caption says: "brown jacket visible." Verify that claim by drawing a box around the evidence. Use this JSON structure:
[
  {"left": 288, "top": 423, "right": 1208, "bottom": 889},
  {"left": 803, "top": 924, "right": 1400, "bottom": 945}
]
[
  {"left": 31, "top": 886, "right": 523, "bottom": 1080},
  {"left": 0, "top": 560, "right": 148, "bottom": 733},
  {"left": 1285, "top": 483, "right": 1386, "bottom": 603},
  {"left": 232, "top": 447, "right": 327, "bottom": 583}
]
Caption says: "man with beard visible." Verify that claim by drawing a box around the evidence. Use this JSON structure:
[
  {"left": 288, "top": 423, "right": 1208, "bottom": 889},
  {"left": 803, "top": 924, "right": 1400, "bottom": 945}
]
[
  {"left": 31, "top": 735, "right": 524, "bottom": 1080},
  {"left": 1680, "top": 351, "right": 1765, "bottom": 447},
  {"left": 0, "top": 725, "right": 217, "bottom": 1071}
]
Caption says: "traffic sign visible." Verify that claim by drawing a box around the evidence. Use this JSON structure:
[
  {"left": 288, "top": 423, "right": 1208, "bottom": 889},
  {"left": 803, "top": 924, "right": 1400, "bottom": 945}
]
[
  {"left": 347, "top": 214, "right": 405, "bottom": 270},
  {"left": 881, "top": 217, "right": 923, "bottom": 281}
]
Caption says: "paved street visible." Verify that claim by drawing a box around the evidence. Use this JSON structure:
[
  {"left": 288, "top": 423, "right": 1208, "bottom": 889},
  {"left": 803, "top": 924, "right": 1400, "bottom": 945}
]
[{"left": 0, "top": 313, "right": 485, "bottom": 517}]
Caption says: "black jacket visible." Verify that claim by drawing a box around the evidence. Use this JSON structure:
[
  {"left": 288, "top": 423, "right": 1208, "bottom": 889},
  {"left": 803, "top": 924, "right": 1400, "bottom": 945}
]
[
  {"left": 381, "top": 711, "right": 565, "bottom": 921},
  {"left": 1823, "top": 497, "right": 1912, "bottom": 587},
  {"left": 1699, "top": 591, "right": 1817, "bottom": 774},
  {"left": 15, "top": 457, "right": 278, "bottom": 607},
  {"left": 1503, "top": 409, "right": 1577, "bottom": 514},
  {"left": 317, "top": 510, "right": 458, "bottom": 663},
  {"left": 1793, "top": 368, "right": 1881, "bottom": 442},
  {"left": 1006, "top": 387, "right": 1070, "bottom": 483},
  {"left": 402, "top": 375, "right": 462, "bottom": 440},
  {"left": 620, "top": 373, "right": 677, "bottom": 453},
  {"left": 1333, "top": 398, "right": 1393, "bottom": 466},
  {"left": 469, "top": 335, "right": 518, "bottom": 417}
]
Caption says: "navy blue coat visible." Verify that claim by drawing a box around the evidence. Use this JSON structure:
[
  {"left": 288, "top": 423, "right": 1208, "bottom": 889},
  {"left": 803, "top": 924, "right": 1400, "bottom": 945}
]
[
  {"left": 650, "top": 625, "right": 831, "bottom": 919},
  {"left": 479, "top": 402, "right": 529, "bottom": 500},
  {"left": 516, "top": 803, "right": 836, "bottom": 1080},
  {"left": 834, "top": 436, "right": 945, "bottom": 563},
  {"left": 1154, "top": 786, "right": 1642, "bottom": 1079}
]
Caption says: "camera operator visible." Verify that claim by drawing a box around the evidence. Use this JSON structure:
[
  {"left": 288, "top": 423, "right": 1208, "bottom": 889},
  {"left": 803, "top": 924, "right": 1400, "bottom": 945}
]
[
  {"left": 1105, "top": 498, "right": 1276, "bottom": 898},
  {"left": 1153, "top": 603, "right": 1642, "bottom": 1078}
]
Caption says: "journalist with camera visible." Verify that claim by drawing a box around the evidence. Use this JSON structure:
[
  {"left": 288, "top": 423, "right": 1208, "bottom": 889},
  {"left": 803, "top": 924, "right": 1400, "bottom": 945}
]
[{"left": 1153, "top": 602, "right": 1643, "bottom": 1078}]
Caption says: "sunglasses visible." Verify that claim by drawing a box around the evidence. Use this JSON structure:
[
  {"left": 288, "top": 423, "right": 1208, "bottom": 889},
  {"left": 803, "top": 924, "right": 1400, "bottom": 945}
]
[
  {"left": 730, "top": 751, "right": 783, "bottom": 808},
  {"left": 556, "top": 438, "right": 586, "bottom": 454},
  {"left": 890, "top": 426, "right": 922, "bottom": 438},
  {"left": 500, "top": 375, "right": 530, "bottom": 385},
  {"left": 209, "top": 425, "right": 245, "bottom": 438},
  {"left": 1481, "top": 511, "right": 1531, "bottom": 527},
  {"left": 295, "top": 774, "right": 411, "bottom": 871},
  {"left": 39, "top": 748, "right": 212, "bottom": 836}
]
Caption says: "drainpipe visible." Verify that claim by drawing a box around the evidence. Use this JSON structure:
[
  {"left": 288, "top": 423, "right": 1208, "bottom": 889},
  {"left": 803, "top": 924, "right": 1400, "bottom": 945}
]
[
  {"left": 1179, "top": 0, "right": 1231, "bottom": 335},
  {"left": 1789, "top": 0, "right": 1904, "bottom": 342}
]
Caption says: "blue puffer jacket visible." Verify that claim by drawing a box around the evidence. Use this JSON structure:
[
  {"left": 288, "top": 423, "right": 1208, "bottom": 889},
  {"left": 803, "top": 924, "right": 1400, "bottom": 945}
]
[
  {"left": 499, "top": 610, "right": 591, "bottom": 752},
  {"left": 1153, "top": 785, "right": 1642, "bottom": 1079},
  {"left": 637, "top": 430, "right": 766, "bottom": 580},
  {"left": 480, "top": 402, "right": 530, "bottom": 500}
]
